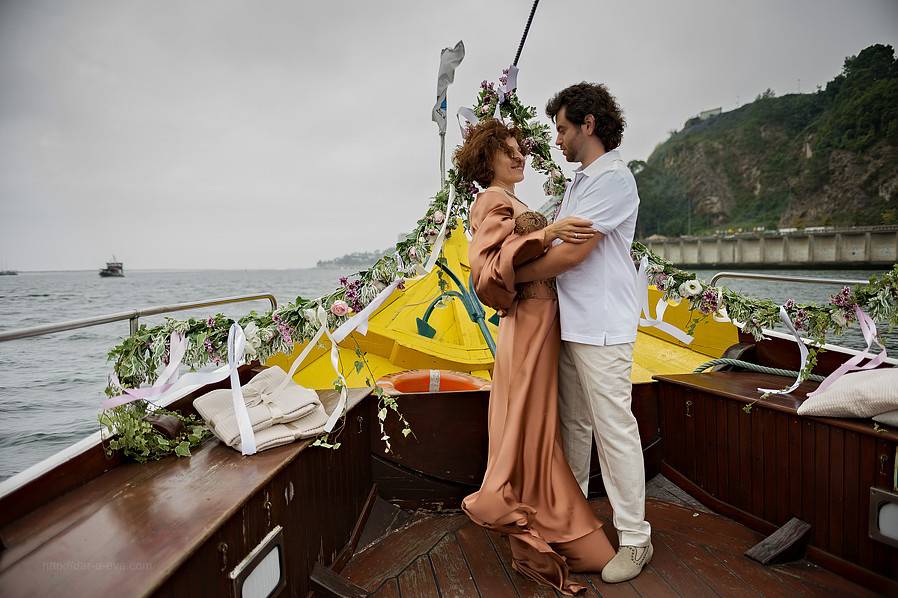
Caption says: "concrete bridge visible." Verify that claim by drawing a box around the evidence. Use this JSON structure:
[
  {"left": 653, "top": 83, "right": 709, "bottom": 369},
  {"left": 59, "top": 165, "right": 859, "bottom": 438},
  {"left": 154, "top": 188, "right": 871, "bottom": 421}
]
[{"left": 641, "top": 225, "right": 898, "bottom": 269}]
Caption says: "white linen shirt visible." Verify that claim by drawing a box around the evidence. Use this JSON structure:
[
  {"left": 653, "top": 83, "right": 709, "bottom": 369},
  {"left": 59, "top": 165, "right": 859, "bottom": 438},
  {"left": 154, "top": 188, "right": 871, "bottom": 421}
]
[{"left": 553, "top": 149, "right": 640, "bottom": 346}]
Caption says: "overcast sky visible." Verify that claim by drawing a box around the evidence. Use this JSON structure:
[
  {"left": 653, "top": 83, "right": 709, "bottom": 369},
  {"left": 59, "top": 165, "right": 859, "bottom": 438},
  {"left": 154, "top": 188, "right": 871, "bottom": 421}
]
[{"left": 1, "top": 0, "right": 896, "bottom": 270}]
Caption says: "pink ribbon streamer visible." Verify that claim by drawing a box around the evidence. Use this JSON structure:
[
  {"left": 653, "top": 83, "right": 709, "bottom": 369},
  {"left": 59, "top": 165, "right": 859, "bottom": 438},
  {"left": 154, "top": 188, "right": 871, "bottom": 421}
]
[
  {"left": 806, "top": 305, "right": 888, "bottom": 397},
  {"left": 101, "top": 331, "right": 186, "bottom": 409}
]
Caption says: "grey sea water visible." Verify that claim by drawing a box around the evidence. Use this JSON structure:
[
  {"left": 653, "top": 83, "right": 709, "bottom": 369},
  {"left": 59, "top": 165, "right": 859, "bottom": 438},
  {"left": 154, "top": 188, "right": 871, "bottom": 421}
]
[{"left": 0, "top": 267, "right": 894, "bottom": 481}]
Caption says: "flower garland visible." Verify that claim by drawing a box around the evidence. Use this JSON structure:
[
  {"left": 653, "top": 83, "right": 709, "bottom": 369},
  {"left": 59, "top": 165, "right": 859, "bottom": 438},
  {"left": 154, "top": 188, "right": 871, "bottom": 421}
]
[
  {"left": 631, "top": 241, "right": 898, "bottom": 384},
  {"left": 100, "top": 68, "right": 898, "bottom": 462}
]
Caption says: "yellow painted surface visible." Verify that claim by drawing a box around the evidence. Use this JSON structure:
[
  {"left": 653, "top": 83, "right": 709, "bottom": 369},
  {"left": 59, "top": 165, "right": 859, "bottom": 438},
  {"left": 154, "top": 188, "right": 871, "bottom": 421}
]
[{"left": 267, "top": 222, "right": 740, "bottom": 389}]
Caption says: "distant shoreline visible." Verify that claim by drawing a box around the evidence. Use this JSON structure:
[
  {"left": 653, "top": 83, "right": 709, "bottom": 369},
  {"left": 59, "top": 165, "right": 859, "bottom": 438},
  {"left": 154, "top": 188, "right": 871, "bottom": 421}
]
[
  {"left": 3, "top": 264, "right": 891, "bottom": 275},
  {"left": 0, "top": 267, "right": 345, "bottom": 274}
]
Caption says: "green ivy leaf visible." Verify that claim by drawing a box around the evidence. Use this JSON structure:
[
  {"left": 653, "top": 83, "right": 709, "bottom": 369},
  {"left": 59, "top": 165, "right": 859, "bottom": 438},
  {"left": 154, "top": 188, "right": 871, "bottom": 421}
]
[{"left": 174, "top": 441, "right": 191, "bottom": 457}]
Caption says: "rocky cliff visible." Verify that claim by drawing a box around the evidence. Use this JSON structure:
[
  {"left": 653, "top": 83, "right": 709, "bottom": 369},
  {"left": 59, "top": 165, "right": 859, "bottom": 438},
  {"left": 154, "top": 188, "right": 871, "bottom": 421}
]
[{"left": 633, "top": 44, "right": 898, "bottom": 238}]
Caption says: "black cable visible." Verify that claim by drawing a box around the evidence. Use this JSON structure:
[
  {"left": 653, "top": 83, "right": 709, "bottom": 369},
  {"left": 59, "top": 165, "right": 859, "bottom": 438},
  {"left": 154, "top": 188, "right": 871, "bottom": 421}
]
[{"left": 512, "top": 0, "right": 541, "bottom": 67}]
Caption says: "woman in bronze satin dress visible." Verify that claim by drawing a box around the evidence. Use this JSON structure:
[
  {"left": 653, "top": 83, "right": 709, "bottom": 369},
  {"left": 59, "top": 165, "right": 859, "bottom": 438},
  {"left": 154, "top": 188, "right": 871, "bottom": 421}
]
[{"left": 455, "top": 119, "right": 615, "bottom": 595}]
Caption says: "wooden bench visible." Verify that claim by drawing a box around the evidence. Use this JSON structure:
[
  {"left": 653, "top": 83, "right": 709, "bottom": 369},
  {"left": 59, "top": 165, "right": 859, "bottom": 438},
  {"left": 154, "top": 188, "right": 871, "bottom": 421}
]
[
  {"left": 0, "top": 387, "right": 374, "bottom": 597},
  {"left": 653, "top": 371, "right": 898, "bottom": 594}
]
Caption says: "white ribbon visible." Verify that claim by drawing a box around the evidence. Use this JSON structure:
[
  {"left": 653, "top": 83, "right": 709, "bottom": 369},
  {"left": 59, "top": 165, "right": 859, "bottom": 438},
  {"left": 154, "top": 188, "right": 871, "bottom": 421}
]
[
  {"left": 226, "top": 323, "right": 256, "bottom": 455},
  {"left": 757, "top": 306, "right": 809, "bottom": 396},
  {"left": 712, "top": 289, "right": 731, "bottom": 323},
  {"left": 154, "top": 331, "right": 187, "bottom": 389},
  {"left": 493, "top": 64, "right": 518, "bottom": 120},
  {"left": 317, "top": 306, "right": 350, "bottom": 433},
  {"left": 806, "top": 305, "right": 888, "bottom": 397},
  {"left": 501, "top": 65, "right": 518, "bottom": 100},
  {"left": 423, "top": 184, "right": 456, "bottom": 272},
  {"left": 457, "top": 106, "right": 479, "bottom": 137},
  {"left": 636, "top": 257, "right": 694, "bottom": 344}
]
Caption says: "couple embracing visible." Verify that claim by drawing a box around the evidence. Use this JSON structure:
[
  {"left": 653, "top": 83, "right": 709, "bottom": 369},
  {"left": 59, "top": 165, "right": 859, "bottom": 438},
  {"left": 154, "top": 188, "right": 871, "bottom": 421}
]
[{"left": 457, "top": 83, "right": 651, "bottom": 595}]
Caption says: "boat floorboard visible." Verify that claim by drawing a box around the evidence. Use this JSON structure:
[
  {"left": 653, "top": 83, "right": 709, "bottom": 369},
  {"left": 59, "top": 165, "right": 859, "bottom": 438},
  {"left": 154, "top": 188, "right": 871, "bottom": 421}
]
[{"left": 342, "top": 496, "right": 877, "bottom": 597}]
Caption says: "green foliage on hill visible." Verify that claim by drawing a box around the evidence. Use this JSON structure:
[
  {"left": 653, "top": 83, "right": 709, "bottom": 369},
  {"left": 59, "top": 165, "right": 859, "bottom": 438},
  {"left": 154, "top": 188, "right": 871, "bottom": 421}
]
[{"left": 635, "top": 44, "right": 898, "bottom": 238}]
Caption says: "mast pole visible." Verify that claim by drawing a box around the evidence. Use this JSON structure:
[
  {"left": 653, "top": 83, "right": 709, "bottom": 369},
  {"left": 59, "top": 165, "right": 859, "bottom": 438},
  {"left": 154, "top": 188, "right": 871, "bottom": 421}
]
[{"left": 512, "top": 0, "right": 541, "bottom": 66}]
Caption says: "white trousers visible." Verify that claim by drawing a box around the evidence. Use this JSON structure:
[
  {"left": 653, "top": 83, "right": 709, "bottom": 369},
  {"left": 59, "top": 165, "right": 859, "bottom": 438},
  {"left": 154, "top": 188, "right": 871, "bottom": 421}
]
[{"left": 558, "top": 340, "right": 651, "bottom": 546}]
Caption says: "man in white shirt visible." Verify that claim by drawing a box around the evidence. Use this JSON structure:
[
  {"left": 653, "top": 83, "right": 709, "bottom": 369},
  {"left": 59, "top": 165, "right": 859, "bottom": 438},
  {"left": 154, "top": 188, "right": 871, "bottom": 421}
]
[{"left": 516, "top": 82, "right": 652, "bottom": 583}]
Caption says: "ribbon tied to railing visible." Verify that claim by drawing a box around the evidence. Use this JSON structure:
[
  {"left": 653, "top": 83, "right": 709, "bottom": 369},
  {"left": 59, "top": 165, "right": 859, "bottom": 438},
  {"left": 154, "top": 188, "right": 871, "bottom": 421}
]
[
  {"left": 636, "top": 256, "right": 694, "bottom": 345},
  {"left": 757, "top": 305, "right": 809, "bottom": 396},
  {"left": 102, "top": 331, "right": 187, "bottom": 409},
  {"left": 806, "top": 305, "right": 888, "bottom": 397}
]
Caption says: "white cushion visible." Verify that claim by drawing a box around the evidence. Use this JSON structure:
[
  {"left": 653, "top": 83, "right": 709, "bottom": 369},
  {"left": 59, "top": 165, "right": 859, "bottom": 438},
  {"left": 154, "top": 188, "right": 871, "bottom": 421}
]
[
  {"left": 796, "top": 368, "right": 898, "bottom": 418},
  {"left": 873, "top": 409, "right": 898, "bottom": 427}
]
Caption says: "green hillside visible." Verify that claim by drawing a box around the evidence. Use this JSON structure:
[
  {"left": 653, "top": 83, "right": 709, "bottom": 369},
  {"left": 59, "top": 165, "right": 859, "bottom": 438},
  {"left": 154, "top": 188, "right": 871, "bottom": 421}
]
[{"left": 632, "top": 44, "right": 898, "bottom": 238}]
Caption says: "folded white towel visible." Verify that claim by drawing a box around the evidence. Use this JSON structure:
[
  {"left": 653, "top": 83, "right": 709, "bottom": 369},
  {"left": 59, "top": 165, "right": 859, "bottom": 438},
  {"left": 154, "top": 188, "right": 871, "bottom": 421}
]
[
  {"left": 193, "top": 367, "right": 328, "bottom": 451},
  {"left": 230, "top": 407, "right": 331, "bottom": 453}
]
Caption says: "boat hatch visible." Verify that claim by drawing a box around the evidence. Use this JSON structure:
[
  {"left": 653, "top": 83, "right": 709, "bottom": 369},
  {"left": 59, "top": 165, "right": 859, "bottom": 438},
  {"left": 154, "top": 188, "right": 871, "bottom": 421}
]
[{"left": 229, "top": 525, "right": 287, "bottom": 598}]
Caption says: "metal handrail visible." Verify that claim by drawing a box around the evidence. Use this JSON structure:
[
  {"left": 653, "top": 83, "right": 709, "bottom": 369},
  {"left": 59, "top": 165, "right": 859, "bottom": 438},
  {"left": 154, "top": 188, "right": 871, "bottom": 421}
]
[
  {"left": 0, "top": 293, "right": 277, "bottom": 343},
  {"left": 709, "top": 272, "right": 867, "bottom": 287}
]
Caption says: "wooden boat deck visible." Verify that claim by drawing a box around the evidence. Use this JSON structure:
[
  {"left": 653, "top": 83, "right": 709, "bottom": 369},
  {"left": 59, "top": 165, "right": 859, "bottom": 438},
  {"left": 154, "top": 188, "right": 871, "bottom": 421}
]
[{"left": 341, "top": 496, "right": 877, "bottom": 597}]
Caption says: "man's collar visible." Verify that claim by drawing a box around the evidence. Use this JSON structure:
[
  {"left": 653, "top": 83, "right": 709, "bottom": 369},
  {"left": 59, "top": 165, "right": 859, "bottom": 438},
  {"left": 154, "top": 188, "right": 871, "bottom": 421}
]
[{"left": 575, "top": 149, "right": 623, "bottom": 178}]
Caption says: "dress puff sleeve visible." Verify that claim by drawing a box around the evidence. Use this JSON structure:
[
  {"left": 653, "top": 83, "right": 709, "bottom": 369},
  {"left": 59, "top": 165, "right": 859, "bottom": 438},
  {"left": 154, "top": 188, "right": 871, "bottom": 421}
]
[{"left": 467, "top": 192, "right": 547, "bottom": 311}]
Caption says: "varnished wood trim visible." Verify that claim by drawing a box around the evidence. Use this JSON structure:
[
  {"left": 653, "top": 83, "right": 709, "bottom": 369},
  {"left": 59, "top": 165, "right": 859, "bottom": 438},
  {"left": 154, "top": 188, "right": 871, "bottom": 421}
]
[{"left": 654, "top": 373, "right": 898, "bottom": 443}]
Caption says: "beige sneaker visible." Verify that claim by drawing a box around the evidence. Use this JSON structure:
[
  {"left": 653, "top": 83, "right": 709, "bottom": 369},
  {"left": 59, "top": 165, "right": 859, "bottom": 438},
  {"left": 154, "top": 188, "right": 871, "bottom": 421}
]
[{"left": 600, "top": 542, "right": 653, "bottom": 583}]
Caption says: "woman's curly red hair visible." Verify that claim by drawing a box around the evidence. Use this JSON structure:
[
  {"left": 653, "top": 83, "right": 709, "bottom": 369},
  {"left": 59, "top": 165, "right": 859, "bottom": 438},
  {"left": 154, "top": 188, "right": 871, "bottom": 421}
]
[{"left": 453, "top": 119, "right": 527, "bottom": 187}]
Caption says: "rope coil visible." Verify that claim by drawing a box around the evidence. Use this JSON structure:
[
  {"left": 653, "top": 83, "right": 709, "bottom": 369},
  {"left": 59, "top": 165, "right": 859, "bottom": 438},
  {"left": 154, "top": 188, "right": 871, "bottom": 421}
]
[{"left": 693, "top": 358, "right": 826, "bottom": 383}]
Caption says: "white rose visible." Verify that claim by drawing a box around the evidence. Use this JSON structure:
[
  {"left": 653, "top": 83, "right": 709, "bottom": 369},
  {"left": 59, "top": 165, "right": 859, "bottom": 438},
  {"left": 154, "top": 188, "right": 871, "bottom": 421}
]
[
  {"left": 678, "top": 279, "right": 703, "bottom": 297},
  {"left": 243, "top": 322, "right": 260, "bottom": 358}
]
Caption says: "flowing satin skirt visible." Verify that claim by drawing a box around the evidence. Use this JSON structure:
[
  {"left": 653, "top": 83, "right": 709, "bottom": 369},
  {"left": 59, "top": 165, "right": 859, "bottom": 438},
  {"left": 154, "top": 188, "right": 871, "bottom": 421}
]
[{"left": 462, "top": 296, "right": 615, "bottom": 595}]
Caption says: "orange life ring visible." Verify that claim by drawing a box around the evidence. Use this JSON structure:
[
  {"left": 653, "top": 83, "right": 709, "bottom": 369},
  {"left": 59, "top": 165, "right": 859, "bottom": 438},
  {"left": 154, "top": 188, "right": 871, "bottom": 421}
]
[{"left": 377, "top": 369, "right": 491, "bottom": 394}]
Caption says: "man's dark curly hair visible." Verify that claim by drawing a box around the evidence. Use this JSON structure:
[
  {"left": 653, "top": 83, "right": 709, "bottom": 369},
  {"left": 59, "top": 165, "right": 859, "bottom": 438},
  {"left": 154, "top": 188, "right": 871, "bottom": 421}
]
[
  {"left": 453, "top": 119, "right": 527, "bottom": 187},
  {"left": 546, "top": 82, "right": 626, "bottom": 150}
]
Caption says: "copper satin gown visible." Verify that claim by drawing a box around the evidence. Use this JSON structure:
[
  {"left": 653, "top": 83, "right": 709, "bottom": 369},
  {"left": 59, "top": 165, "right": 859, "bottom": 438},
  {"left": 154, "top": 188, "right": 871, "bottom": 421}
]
[{"left": 461, "top": 192, "right": 615, "bottom": 595}]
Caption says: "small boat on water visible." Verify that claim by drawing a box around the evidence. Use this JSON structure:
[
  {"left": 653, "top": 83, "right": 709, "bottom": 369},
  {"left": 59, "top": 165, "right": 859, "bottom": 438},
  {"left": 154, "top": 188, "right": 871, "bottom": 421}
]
[
  {"left": 99, "top": 257, "right": 124, "bottom": 278},
  {"left": 0, "top": 270, "right": 16, "bottom": 276}
]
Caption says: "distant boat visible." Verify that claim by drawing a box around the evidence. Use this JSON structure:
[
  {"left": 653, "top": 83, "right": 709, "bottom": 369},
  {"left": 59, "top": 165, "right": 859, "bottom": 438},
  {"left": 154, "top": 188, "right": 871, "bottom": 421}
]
[
  {"left": 99, "top": 257, "right": 124, "bottom": 278},
  {"left": 0, "top": 270, "right": 17, "bottom": 276}
]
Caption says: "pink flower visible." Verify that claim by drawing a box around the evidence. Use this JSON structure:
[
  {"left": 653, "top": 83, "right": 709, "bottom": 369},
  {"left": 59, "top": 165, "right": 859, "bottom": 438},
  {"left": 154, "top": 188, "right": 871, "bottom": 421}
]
[
  {"left": 330, "top": 300, "right": 349, "bottom": 317},
  {"left": 432, "top": 210, "right": 445, "bottom": 225},
  {"left": 408, "top": 247, "right": 418, "bottom": 259}
]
